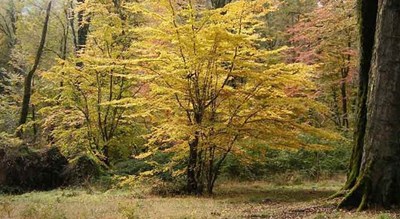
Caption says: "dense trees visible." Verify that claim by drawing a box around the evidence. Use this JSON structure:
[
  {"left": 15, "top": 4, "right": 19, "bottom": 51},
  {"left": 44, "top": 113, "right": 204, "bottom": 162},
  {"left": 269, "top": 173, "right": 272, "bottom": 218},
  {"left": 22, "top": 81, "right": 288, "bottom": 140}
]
[
  {"left": 41, "top": 0, "right": 146, "bottom": 164},
  {"left": 18, "top": 1, "right": 52, "bottom": 137},
  {"left": 289, "top": 0, "right": 358, "bottom": 131},
  {"left": 0, "top": 0, "right": 17, "bottom": 67},
  {"left": 0, "top": 0, "right": 78, "bottom": 138},
  {"left": 0, "top": 0, "right": 363, "bottom": 197}
]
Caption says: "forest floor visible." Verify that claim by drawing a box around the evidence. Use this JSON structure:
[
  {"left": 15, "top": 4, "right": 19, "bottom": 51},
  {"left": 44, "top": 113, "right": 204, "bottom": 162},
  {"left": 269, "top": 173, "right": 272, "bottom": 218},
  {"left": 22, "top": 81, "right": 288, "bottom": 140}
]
[{"left": 0, "top": 178, "right": 399, "bottom": 219}]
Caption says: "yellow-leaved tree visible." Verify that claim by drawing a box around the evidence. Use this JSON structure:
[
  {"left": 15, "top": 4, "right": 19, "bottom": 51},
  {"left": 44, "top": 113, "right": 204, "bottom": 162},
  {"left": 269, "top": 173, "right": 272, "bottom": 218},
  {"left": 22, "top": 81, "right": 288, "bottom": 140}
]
[
  {"left": 39, "top": 0, "right": 149, "bottom": 165},
  {"left": 130, "top": 0, "right": 337, "bottom": 194}
]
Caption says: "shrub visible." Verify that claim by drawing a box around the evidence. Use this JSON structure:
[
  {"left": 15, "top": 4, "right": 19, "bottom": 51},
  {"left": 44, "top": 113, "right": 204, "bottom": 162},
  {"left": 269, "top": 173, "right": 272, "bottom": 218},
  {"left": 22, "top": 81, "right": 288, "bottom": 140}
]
[
  {"left": 0, "top": 145, "right": 68, "bottom": 192},
  {"left": 61, "top": 154, "right": 104, "bottom": 185},
  {"left": 221, "top": 143, "right": 351, "bottom": 181}
]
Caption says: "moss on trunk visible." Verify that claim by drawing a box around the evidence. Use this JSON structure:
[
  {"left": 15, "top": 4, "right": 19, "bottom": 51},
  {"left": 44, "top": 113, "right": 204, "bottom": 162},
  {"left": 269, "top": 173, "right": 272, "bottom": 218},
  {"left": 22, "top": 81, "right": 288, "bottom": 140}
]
[
  {"left": 340, "top": 0, "right": 400, "bottom": 210},
  {"left": 339, "top": 0, "right": 378, "bottom": 193}
]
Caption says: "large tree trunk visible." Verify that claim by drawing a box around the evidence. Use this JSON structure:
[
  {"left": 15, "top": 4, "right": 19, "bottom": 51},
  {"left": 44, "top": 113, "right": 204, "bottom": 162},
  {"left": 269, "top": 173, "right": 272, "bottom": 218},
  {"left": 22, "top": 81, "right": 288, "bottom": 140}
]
[
  {"left": 340, "top": 0, "right": 378, "bottom": 193},
  {"left": 17, "top": 1, "right": 52, "bottom": 137},
  {"left": 340, "top": 0, "right": 400, "bottom": 210}
]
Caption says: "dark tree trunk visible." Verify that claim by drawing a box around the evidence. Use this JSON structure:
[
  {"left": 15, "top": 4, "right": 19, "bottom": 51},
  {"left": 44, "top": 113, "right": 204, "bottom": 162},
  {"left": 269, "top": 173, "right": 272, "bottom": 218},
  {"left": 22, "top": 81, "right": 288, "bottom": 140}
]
[
  {"left": 68, "top": 0, "right": 78, "bottom": 51},
  {"left": 17, "top": 1, "right": 52, "bottom": 137},
  {"left": 340, "top": 74, "right": 349, "bottom": 129},
  {"left": 340, "top": 47, "right": 351, "bottom": 130},
  {"left": 32, "top": 104, "right": 37, "bottom": 140},
  {"left": 331, "top": 87, "right": 342, "bottom": 127},
  {"left": 102, "top": 145, "right": 110, "bottom": 166},
  {"left": 206, "top": 146, "right": 215, "bottom": 195},
  {"left": 187, "top": 134, "right": 199, "bottom": 194},
  {"left": 340, "top": 0, "right": 378, "bottom": 193},
  {"left": 211, "top": 0, "right": 231, "bottom": 8},
  {"left": 77, "top": 0, "right": 90, "bottom": 53},
  {"left": 7, "top": 0, "right": 17, "bottom": 47},
  {"left": 340, "top": 0, "right": 400, "bottom": 210}
]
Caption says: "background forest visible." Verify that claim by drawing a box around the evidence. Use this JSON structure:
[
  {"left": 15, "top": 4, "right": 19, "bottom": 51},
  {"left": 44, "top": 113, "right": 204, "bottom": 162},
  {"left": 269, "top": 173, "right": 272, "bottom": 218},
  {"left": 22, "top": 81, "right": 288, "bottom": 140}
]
[
  {"left": 0, "top": 0, "right": 377, "bottom": 218},
  {"left": 0, "top": 0, "right": 357, "bottom": 190}
]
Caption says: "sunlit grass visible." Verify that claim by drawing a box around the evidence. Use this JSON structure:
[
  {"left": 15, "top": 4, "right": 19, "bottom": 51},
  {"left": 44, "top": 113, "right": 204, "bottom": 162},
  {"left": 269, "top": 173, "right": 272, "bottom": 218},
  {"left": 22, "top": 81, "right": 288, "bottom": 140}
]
[{"left": 0, "top": 178, "right": 398, "bottom": 219}]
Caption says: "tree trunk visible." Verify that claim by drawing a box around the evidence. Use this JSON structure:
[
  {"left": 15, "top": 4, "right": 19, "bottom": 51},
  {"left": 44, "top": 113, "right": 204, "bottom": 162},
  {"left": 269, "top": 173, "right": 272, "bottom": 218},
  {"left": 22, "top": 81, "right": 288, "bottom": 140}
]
[
  {"left": 340, "top": 50, "right": 351, "bottom": 130},
  {"left": 77, "top": 0, "right": 90, "bottom": 53},
  {"left": 17, "top": 1, "right": 52, "bottom": 137},
  {"left": 340, "top": 0, "right": 400, "bottom": 210},
  {"left": 206, "top": 146, "right": 215, "bottom": 195},
  {"left": 340, "top": 72, "right": 349, "bottom": 129},
  {"left": 331, "top": 87, "right": 342, "bottom": 127},
  {"left": 187, "top": 134, "right": 199, "bottom": 194},
  {"left": 68, "top": 0, "right": 78, "bottom": 51},
  {"left": 340, "top": 0, "right": 378, "bottom": 193},
  {"left": 211, "top": 0, "right": 231, "bottom": 8},
  {"left": 102, "top": 145, "right": 110, "bottom": 166},
  {"left": 7, "top": 0, "right": 17, "bottom": 47}
]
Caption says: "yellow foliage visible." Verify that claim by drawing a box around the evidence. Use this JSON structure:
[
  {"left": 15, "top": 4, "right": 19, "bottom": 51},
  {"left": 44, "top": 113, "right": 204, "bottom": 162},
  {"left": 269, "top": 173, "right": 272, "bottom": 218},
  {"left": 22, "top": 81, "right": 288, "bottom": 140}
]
[{"left": 117, "top": 0, "right": 341, "bottom": 191}]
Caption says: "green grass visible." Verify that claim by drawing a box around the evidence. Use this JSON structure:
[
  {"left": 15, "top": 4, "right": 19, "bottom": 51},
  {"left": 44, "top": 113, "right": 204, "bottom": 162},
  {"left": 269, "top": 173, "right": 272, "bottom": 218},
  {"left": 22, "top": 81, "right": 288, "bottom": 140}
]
[{"left": 0, "top": 178, "right": 399, "bottom": 219}]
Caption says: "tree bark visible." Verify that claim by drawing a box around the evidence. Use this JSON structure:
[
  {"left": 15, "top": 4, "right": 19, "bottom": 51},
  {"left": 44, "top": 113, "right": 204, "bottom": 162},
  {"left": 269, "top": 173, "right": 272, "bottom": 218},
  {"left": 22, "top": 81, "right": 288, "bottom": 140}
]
[
  {"left": 340, "top": 0, "right": 378, "bottom": 193},
  {"left": 68, "top": 0, "right": 78, "bottom": 51},
  {"left": 187, "top": 133, "right": 199, "bottom": 194},
  {"left": 340, "top": 42, "right": 352, "bottom": 130},
  {"left": 340, "top": 72, "right": 349, "bottom": 129},
  {"left": 17, "top": 1, "right": 52, "bottom": 137},
  {"left": 340, "top": 0, "right": 400, "bottom": 210},
  {"left": 76, "top": 0, "right": 90, "bottom": 53}
]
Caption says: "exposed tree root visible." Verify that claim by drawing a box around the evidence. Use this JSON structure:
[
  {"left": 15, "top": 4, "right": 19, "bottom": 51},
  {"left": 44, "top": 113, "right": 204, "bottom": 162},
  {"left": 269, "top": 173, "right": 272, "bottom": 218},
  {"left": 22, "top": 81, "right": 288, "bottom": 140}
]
[
  {"left": 338, "top": 177, "right": 370, "bottom": 211},
  {"left": 329, "top": 175, "right": 358, "bottom": 200},
  {"left": 329, "top": 189, "right": 347, "bottom": 199}
]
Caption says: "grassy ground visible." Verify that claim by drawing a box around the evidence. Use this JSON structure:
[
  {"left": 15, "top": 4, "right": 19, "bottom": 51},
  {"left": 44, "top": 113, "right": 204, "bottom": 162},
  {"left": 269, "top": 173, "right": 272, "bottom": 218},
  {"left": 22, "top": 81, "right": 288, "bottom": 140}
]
[{"left": 0, "top": 178, "right": 399, "bottom": 219}]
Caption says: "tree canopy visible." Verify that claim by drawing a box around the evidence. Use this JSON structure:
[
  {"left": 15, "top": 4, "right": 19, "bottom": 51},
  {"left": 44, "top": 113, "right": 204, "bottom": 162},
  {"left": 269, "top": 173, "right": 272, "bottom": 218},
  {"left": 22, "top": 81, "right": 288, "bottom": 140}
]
[{"left": 4, "top": 0, "right": 398, "bottom": 213}]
